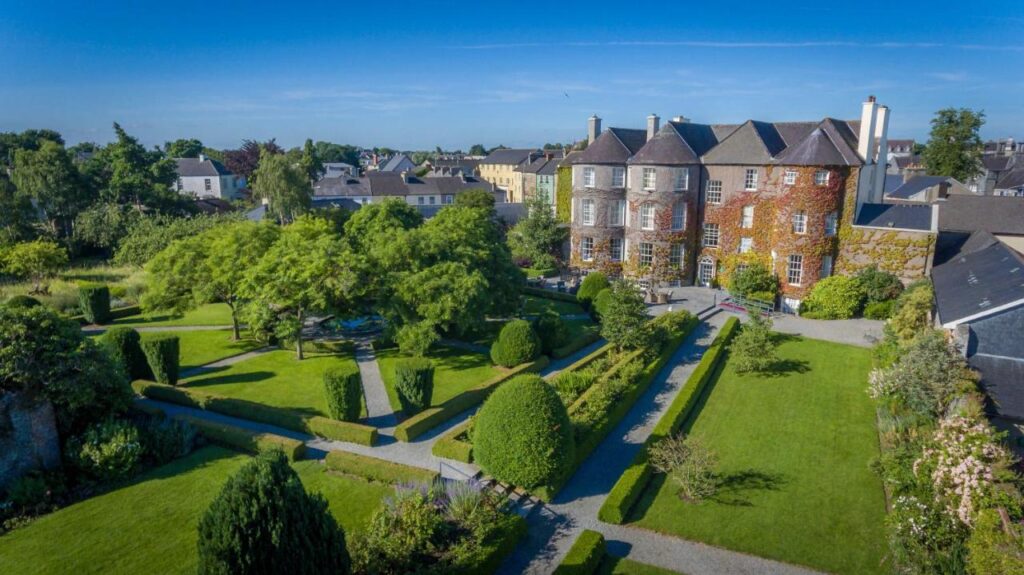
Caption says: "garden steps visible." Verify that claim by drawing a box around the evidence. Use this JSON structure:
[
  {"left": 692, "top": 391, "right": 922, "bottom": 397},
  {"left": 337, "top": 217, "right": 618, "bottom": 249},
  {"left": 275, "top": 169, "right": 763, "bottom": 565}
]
[{"left": 475, "top": 473, "right": 545, "bottom": 519}]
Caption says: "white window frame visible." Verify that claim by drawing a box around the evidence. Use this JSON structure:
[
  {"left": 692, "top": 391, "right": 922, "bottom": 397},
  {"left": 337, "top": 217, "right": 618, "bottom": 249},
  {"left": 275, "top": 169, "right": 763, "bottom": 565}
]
[
  {"left": 739, "top": 237, "right": 753, "bottom": 253},
  {"left": 669, "top": 243, "right": 683, "bottom": 268},
  {"left": 787, "top": 254, "right": 803, "bottom": 286},
  {"left": 581, "top": 237, "right": 594, "bottom": 261},
  {"left": 706, "top": 180, "right": 722, "bottom": 205},
  {"left": 702, "top": 223, "right": 720, "bottom": 248},
  {"left": 744, "top": 168, "right": 758, "bottom": 191},
  {"left": 612, "top": 167, "right": 625, "bottom": 188},
  {"left": 674, "top": 168, "right": 689, "bottom": 191},
  {"left": 741, "top": 205, "right": 754, "bottom": 229},
  {"left": 671, "top": 202, "right": 685, "bottom": 231},
  {"left": 824, "top": 211, "right": 838, "bottom": 236},
  {"left": 784, "top": 170, "right": 797, "bottom": 185},
  {"left": 581, "top": 199, "right": 595, "bottom": 226},
  {"left": 642, "top": 168, "right": 657, "bottom": 191},
  {"left": 814, "top": 170, "right": 830, "bottom": 186},
  {"left": 583, "top": 167, "right": 595, "bottom": 188},
  {"left": 792, "top": 211, "right": 807, "bottom": 234},
  {"left": 698, "top": 256, "right": 715, "bottom": 286},
  {"left": 610, "top": 237, "right": 623, "bottom": 262},
  {"left": 640, "top": 203, "right": 655, "bottom": 230},
  {"left": 638, "top": 242, "right": 654, "bottom": 267},
  {"left": 609, "top": 199, "right": 625, "bottom": 227}
]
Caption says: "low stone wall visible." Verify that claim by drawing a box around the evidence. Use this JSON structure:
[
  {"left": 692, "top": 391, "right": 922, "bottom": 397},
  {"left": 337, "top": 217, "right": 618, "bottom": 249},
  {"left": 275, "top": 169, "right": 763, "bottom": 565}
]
[{"left": 0, "top": 394, "right": 61, "bottom": 489}]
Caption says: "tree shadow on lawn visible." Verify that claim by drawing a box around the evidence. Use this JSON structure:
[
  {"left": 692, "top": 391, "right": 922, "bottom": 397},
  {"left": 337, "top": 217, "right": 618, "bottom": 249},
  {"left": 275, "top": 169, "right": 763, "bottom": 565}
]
[
  {"left": 183, "top": 370, "right": 276, "bottom": 388},
  {"left": 757, "top": 358, "right": 811, "bottom": 378},
  {"left": 709, "top": 469, "right": 787, "bottom": 507}
]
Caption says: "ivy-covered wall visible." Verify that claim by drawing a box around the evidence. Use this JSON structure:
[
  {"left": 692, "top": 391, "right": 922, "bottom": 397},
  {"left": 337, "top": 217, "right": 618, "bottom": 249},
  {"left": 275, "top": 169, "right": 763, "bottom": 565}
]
[{"left": 556, "top": 165, "right": 572, "bottom": 224}]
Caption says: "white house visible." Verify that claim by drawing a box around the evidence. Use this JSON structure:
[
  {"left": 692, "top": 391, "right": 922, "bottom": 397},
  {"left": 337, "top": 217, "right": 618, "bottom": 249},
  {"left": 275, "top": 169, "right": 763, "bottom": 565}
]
[{"left": 173, "top": 155, "right": 244, "bottom": 200}]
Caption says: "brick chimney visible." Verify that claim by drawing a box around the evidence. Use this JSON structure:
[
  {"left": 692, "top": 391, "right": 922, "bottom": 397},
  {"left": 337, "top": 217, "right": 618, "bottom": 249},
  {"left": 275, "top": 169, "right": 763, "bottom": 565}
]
[
  {"left": 588, "top": 115, "right": 602, "bottom": 145},
  {"left": 647, "top": 114, "right": 660, "bottom": 140}
]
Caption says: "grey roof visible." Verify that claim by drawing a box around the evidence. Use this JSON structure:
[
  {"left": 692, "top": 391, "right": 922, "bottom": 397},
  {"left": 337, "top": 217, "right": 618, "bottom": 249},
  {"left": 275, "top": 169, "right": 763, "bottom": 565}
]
[
  {"left": 887, "top": 175, "right": 950, "bottom": 200},
  {"left": 894, "top": 155, "right": 923, "bottom": 169},
  {"left": 938, "top": 195, "right": 1024, "bottom": 235},
  {"left": 854, "top": 202, "right": 934, "bottom": 231},
  {"left": 702, "top": 120, "right": 786, "bottom": 165},
  {"left": 379, "top": 154, "right": 415, "bottom": 172},
  {"left": 175, "top": 157, "right": 232, "bottom": 177},
  {"left": 982, "top": 155, "right": 1013, "bottom": 172},
  {"left": 629, "top": 121, "right": 723, "bottom": 165},
  {"left": 968, "top": 305, "right": 1024, "bottom": 360},
  {"left": 480, "top": 148, "right": 538, "bottom": 166},
  {"left": 245, "top": 197, "right": 360, "bottom": 222},
  {"left": 313, "top": 173, "right": 494, "bottom": 198},
  {"left": 575, "top": 128, "right": 648, "bottom": 164},
  {"left": 996, "top": 167, "right": 1024, "bottom": 190},
  {"left": 558, "top": 150, "right": 583, "bottom": 167},
  {"left": 516, "top": 156, "right": 561, "bottom": 175},
  {"left": 885, "top": 174, "right": 905, "bottom": 194},
  {"left": 970, "top": 353, "right": 1024, "bottom": 420},
  {"left": 773, "top": 119, "right": 862, "bottom": 166},
  {"left": 932, "top": 231, "right": 1024, "bottom": 325}
]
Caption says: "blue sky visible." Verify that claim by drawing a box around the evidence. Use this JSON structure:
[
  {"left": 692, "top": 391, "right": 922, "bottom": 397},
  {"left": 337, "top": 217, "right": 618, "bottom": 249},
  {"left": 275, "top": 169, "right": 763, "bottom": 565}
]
[{"left": 1, "top": 1, "right": 1021, "bottom": 150}]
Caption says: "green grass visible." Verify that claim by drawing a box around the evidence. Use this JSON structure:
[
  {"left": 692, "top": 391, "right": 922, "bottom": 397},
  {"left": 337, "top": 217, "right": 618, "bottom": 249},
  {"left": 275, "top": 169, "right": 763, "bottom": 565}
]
[
  {"left": 629, "top": 336, "right": 887, "bottom": 575},
  {"left": 522, "top": 295, "right": 585, "bottom": 316},
  {"left": 376, "top": 346, "right": 505, "bottom": 412},
  {"left": 597, "top": 555, "right": 684, "bottom": 575},
  {"left": 1, "top": 260, "right": 143, "bottom": 314},
  {"left": 564, "top": 318, "right": 600, "bottom": 341},
  {"left": 109, "top": 303, "right": 235, "bottom": 328},
  {"left": 182, "top": 350, "right": 360, "bottom": 418},
  {"left": 139, "top": 330, "right": 263, "bottom": 371},
  {"left": 0, "top": 447, "right": 391, "bottom": 575}
]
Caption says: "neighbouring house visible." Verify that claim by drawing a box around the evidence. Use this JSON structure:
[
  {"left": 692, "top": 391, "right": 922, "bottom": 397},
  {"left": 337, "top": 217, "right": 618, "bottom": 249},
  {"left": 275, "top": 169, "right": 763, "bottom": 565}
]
[
  {"left": 570, "top": 97, "right": 933, "bottom": 312},
  {"left": 423, "top": 156, "right": 482, "bottom": 177},
  {"left": 479, "top": 148, "right": 542, "bottom": 203},
  {"left": 376, "top": 154, "right": 417, "bottom": 173},
  {"left": 887, "top": 154, "right": 926, "bottom": 178},
  {"left": 194, "top": 197, "right": 235, "bottom": 215},
  {"left": 936, "top": 194, "right": 1024, "bottom": 258},
  {"left": 173, "top": 154, "right": 244, "bottom": 200},
  {"left": 312, "top": 172, "right": 503, "bottom": 208},
  {"left": 994, "top": 165, "right": 1024, "bottom": 197},
  {"left": 984, "top": 137, "right": 1023, "bottom": 156},
  {"left": 885, "top": 175, "right": 972, "bottom": 203},
  {"left": 965, "top": 155, "right": 1019, "bottom": 195},
  {"left": 321, "top": 162, "right": 356, "bottom": 179},
  {"left": 887, "top": 139, "right": 916, "bottom": 157},
  {"left": 514, "top": 152, "right": 563, "bottom": 208}
]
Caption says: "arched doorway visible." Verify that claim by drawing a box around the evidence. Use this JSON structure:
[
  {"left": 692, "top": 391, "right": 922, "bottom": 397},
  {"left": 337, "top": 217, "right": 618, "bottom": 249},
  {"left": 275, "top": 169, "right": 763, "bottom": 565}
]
[{"left": 697, "top": 256, "right": 715, "bottom": 287}]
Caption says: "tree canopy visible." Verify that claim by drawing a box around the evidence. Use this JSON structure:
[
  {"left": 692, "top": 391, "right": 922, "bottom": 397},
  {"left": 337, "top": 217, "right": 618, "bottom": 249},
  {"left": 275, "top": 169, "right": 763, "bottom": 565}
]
[
  {"left": 922, "top": 108, "right": 985, "bottom": 182},
  {"left": 251, "top": 148, "right": 312, "bottom": 224},
  {"left": 164, "top": 138, "right": 204, "bottom": 158},
  {"left": 12, "top": 140, "right": 88, "bottom": 238}
]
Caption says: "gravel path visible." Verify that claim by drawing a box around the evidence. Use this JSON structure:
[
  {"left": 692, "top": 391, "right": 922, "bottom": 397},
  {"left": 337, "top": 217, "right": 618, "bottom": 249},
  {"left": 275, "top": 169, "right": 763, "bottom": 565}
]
[{"left": 353, "top": 339, "right": 399, "bottom": 430}]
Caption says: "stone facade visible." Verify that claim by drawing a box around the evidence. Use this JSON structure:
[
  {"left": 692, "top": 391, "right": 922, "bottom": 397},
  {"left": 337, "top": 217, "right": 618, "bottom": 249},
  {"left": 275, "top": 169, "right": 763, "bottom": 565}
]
[{"left": 0, "top": 394, "right": 61, "bottom": 490}]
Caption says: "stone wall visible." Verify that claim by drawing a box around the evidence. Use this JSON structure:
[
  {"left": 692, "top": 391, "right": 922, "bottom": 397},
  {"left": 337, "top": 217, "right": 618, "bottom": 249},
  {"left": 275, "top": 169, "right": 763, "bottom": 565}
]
[
  {"left": 835, "top": 227, "right": 935, "bottom": 283},
  {"left": 0, "top": 394, "right": 61, "bottom": 490}
]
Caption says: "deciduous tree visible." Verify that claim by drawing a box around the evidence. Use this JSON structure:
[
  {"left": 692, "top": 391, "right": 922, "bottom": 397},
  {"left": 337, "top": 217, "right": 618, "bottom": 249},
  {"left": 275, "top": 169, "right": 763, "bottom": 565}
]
[
  {"left": 922, "top": 108, "right": 985, "bottom": 182},
  {"left": 251, "top": 148, "right": 311, "bottom": 224},
  {"left": 11, "top": 140, "right": 89, "bottom": 237},
  {"left": 1, "top": 239, "right": 68, "bottom": 293},
  {"left": 163, "top": 138, "right": 204, "bottom": 158},
  {"left": 599, "top": 280, "right": 652, "bottom": 350}
]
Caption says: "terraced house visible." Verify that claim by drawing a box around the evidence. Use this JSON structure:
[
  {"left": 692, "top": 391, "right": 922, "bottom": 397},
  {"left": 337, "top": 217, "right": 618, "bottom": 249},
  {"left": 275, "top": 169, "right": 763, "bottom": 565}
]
[{"left": 570, "top": 97, "right": 934, "bottom": 312}]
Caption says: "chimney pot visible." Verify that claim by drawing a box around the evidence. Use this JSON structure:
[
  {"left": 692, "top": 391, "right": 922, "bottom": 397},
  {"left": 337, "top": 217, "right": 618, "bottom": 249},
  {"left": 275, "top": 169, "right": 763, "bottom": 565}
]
[{"left": 868, "top": 95, "right": 876, "bottom": 103}]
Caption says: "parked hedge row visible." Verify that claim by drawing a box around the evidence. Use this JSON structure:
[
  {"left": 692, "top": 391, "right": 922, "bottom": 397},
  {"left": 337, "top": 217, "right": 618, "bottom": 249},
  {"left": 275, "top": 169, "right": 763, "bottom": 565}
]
[
  {"left": 324, "top": 450, "right": 438, "bottom": 484},
  {"left": 551, "top": 331, "right": 602, "bottom": 360},
  {"left": 522, "top": 286, "right": 578, "bottom": 303},
  {"left": 537, "top": 313, "right": 698, "bottom": 501},
  {"left": 431, "top": 422, "right": 474, "bottom": 463},
  {"left": 598, "top": 316, "right": 739, "bottom": 524},
  {"left": 131, "top": 380, "right": 378, "bottom": 446},
  {"left": 553, "top": 529, "right": 606, "bottom": 575},
  {"left": 393, "top": 356, "right": 550, "bottom": 442}
]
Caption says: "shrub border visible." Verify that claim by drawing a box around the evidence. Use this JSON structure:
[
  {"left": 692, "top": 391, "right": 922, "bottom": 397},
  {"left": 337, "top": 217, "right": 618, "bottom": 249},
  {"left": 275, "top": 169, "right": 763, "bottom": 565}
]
[
  {"left": 71, "top": 305, "right": 141, "bottom": 325},
  {"left": 522, "top": 286, "right": 578, "bottom": 303},
  {"left": 551, "top": 331, "right": 602, "bottom": 359},
  {"left": 131, "top": 380, "right": 378, "bottom": 446},
  {"left": 393, "top": 356, "right": 550, "bottom": 442},
  {"left": 323, "top": 450, "right": 438, "bottom": 484},
  {"left": 553, "top": 529, "right": 606, "bottom": 575},
  {"left": 597, "top": 316, "right": 739, "bottom": 524}
]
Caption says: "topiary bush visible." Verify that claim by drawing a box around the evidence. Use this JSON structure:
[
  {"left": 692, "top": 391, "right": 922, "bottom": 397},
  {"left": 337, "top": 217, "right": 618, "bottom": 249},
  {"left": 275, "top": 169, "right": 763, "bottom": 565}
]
[
  {"left": 140, "top": 334, "right": 180, "bottom": 386},
  {"left": 800, "top": 275, "right": 866, "bottom": 319},
  {"left": 472, "top": 374, "right": 574, "bottom": 490},
  {"left": 394, "top": 358, "right": 434, "bottom": 415},
  {"left": 532, "top": 309, "right": 568, "bottom": 355},
  {"left": 324, "top": 365, "right": 362, "bottom": 422},
  {"left": 489, "top": 319, "right": 541, "bottom": 367},
  {"left": 99, "top": 327, "right": 151, "bottom": 380},
  {"left": 78, "top": 282, "right": 111, "bottom": 324},
  {"left": 196, "top": 450, "right": 349, "bottom": 575},
  {"left": 4, "top": 294, "right": 42, "bottom": 309},
  {"left": 592, "top": 288, "right": 613, "bottom": 321},
  {"left": 576, "top": 272, "right": 609, "bottom": 309}
]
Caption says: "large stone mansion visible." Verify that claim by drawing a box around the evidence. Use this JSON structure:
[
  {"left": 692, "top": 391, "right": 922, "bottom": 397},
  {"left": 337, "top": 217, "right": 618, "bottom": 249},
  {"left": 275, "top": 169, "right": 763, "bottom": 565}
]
[{"left": 567, "top": 97, "right": 936, "bottom": 312}]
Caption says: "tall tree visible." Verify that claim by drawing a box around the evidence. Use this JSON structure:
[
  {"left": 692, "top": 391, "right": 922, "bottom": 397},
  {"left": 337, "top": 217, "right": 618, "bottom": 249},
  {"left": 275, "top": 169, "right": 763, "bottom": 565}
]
[
  {"left": 467, "top": 144, "right": 487, "bottom": 156},
  {"left": 251, "top": 148, "right": 311, "bottom": 224},
  {"left": 164, "top": 138, "right": 204, "bottom": 158},
  {"left": 0, "top": 175, "right": 36, "bottom": 243},
  {"left": 312, "top": 141, "right": 360, "bottom": 167},
  {"left": 0, "top": 129, "right": 64, "bottom": 168},
  {"left": 508, "top": 193, "right": 567, "bottom": 269},
  {"left": 104, "top": 123, "right": 180, "bottom": 210},
  {"left": 301, "top": 138, "right": 324, "bottom": 182},
  {"left": 223, "top": 139, "right": 283, "bottom": 181},
  {"left": 11, "top": 140, "right": 89, "bottom": 237},
  {"left": 600, "top": 280, "right": 653, "bottom": 350},
  {"left": 922, "top": 108, "right": 985, "bottom": 182}
]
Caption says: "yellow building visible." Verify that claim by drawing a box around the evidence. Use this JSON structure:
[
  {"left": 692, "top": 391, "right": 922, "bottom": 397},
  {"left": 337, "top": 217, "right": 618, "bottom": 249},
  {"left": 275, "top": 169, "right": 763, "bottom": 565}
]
[{"left": 478, "top": 148, "right": 539, "bottom": 202}]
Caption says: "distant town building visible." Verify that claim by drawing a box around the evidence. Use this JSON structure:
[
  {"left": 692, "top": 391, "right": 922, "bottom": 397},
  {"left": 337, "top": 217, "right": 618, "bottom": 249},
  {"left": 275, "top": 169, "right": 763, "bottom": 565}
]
[
  {"left": 479, "top": 148, "right": 542, "bottom": 202},
  {"left": 312, "top": 172, "right": 502, "bottom": 207},
  {"left": 173, "top": 154, "right": 244, "bottom": 200},
  {"left": 321, "top": 162, "right": 356, "bottom": 179}
]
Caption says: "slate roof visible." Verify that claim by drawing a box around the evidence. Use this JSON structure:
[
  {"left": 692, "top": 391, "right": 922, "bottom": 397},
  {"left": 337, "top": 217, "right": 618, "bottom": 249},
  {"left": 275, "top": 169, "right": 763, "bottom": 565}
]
[
  {"left": 313, "top": 173, "right": 494, "bottom": 198},
  {"left": 379, "top": 154, "right": 415, "bottom": 172},
  {"left": 773, "top": 119, "right": 862, "bottom": 166},
  {"left": 559, "top": 150, "right": 583, "bottom": 167},
  {"left": 887, "top": 175, "right": 951, "bottom": 200},
  {"left": 885, "top": 174, "right": 905, "bottom": 195},
  {"left": 938, "top": 195, "right": 1024, "bottom": 235},
  {"left": 854, "top": 202, "right": 934, "bottom": 231},
  {"left": 970, "top": 353, "right": 1024, "bottom": 420},
  {"left": 516, "top": 156, "right": 561, "bottom": 175},
  {"left": 996, "top": 167, "right": 1024, "bottom": 190},
  {"left": 629, "top": 122, "right": 723, "bottom": 165},
  {"left": 982, "top": 155, "right": 1014, "bottom": 172},
  {"left": 175, "top": 157, "right": 232, "bottom": 177},
  {"left": 894, "top": 155, "right": 923, "bottom": 169},
  {"left": 575, "top": 128, "right": 648, "bottom": 164},
  {"left": 480, "top": 148, "right": 538, "bottom": 166},
  {"left": 931, "top": 231, "right": 1024, "bottom": 326}
]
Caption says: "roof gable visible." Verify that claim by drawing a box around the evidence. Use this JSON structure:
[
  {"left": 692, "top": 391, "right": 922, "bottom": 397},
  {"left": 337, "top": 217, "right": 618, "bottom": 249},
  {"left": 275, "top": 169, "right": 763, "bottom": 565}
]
[
  {"left": 702, "top": 120, "right": 783, "bottom": 164},
  {"left": 576, "top": 128, "right": 646, "bottom": 164},
  {"left": 932, "top": 232, "right": 1024, "bottom": 326}
]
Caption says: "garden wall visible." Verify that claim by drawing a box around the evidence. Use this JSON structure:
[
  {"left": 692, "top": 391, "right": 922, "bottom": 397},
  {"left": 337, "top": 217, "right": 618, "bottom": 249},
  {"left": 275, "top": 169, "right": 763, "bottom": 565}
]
[{"left": 0, "top": 394, "right": 61, "bottom": 489}]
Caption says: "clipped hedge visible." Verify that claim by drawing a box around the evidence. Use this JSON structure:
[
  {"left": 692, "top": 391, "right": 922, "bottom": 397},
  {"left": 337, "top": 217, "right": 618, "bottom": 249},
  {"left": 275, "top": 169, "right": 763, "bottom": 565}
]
[
  {"left": 553, "top": 529, "right": 606, "bottom": 575},
  {"left": 551, "top": 330, "right": 602, "bottom": 360},
  {"left": 490, "top": 319, "right": 541, "bottom": 368},
  {"left": 576, "top": 272, "right": 609, "bottom": 308},
  {"left": 323, "top": 365, "right": 362, "bottom": 422},
  {"left": 5, "top": 294, "right": 42, "bottom": 309},
  {"left": 132, "top": 380, "right": 378, "bottom": 446},
  {"left": 432, "top": 422, "right": 474, "bottom": 463},
  {"left": 78, "top": 282, "right": 111, "bottom": 325},
  {"left": 393, "top": 356, "right": 549, "bottom": 442},
  {"left": 591, "top": 288, "right": 613, "bottom": 320},
  {"left": 324, "top": 450, "right": 438, "bottom": 484},
  {"left": 71, "top": 305, "right": 141, "bottom": 325},
  {"left": 598, "top": 316, "right": 739, "bottom": 524},
  {"left": 394, "top": 358, "right": 435, "bottom": 414},
  {"left": 465, "top": 514, "right": 528, "bottom": 575},
  {"left": 522, "top": 286, "right": 578, "bottom": 303},
  {"left": 180, "top": 415, "right": 306, "bottom": 461},
  {"left": 140, "top": 334, "right": 179, "bottom": 385},
  {"left": 100, "top": 326, "right": 151, "bottom": 380}
]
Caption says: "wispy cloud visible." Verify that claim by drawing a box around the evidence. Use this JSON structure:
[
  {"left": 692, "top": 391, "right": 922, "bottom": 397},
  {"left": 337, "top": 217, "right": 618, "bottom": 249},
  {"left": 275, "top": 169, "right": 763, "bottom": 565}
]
[{"left": 926, "top": 71, "right": 969, "bottom": 82}]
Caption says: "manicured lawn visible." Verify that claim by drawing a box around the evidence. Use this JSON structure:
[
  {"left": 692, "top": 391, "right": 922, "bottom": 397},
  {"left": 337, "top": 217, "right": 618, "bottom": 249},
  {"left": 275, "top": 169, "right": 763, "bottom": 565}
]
[
  {"left": 110, "top": 303, "right": 235, "bottom": 327},
  {"left": 629, "top": 336, "right": 886, "bottom": 575},
  {"left": 376, "top": 345, "right": 505, "bottom": 411},
  {"left": 182, "top": 350, "right": 360, "bottom": 418},
  {"left": 564, "top": 318, "right": 600, "bottom": 341},
  {"left": 140, "top": 330, "right": 262, "bottom": 371},
  {"left": 597, "top": 555, "right": 683, "bottom": 575},
  {"left": 522, "top": 295, "right": 585, "bottom": 316},
  {"left": 0, "top": 447, "right": 391, "bottom": 575}
]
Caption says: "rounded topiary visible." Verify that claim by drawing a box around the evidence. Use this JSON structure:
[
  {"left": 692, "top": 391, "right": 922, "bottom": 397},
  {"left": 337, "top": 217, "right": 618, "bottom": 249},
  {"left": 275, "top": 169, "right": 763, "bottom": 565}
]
[
  {"left": 591, "top": 288, "right": 613, "bottom": 320},
  {"left": 472, "top": 374, "right": 574, "bottom": 489},
  {"left": 100, "top": 327, "right": 151, "bottom": 380},
  {"left": 576, "top": 272, "right": 609, "bottom": 308},
  {"left": 197, "top": 450, "right": 349, "bottom": 575},
  {"left": 78, "top": 282, "right": 111, "bottom": 325},
  {"left": 323, "top": 365, "right": 362, "bottom": 422},
  {"left": 393, "top": 358, "right": 434, "bottom": 414},
  {"left": 140, "top": 334, "right": 180, "bottom": 385},
  {"left": 489, "top": 319, "right": 541, "bottom": 367},
  {"left": 532, "top": 310, "right": 568, "bottom": 355},
  {"left": 4, "top": 294, "right": 42, "bottom": 309}
]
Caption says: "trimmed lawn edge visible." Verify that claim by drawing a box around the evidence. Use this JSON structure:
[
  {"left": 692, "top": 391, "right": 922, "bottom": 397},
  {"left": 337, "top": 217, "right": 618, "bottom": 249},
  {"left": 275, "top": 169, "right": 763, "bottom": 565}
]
[
  {"left": 598, "top": 317, "right": 739, "bottom": 524},
  {"left": 132, "top": 380, "right": 378, "bottom": 446}
]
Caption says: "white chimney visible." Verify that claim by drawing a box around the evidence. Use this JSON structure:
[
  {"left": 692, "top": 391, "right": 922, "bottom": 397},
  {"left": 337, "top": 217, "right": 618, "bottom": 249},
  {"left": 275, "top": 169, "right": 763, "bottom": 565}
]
[
  {"left": 672, "top": 115, "right": 690, "bottom": 123},
  {"left": 872, "top": 105, "right": 890, "bottom": 203},
  {"left": 647, "top": 114, "right": 660, "bottom": 140},
  {"left": 857, "top": 96, "right": 879, "bottom": 162},
  {"left": 588, "top": 115, "right": 602, "bottom": 145},
  {"left": 198, "top": 153, "right": 207, "bottom": 162}
]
